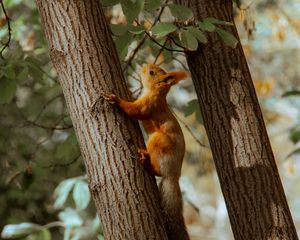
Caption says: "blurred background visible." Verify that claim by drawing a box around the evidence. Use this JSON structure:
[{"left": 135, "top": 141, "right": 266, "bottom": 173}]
[{"left": 0, "top": 0, "right": 299, "bottom": 239}]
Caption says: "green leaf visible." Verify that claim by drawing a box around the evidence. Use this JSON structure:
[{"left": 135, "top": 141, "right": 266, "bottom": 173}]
[
  {"left": 183, "top": 99, "right": 203, "bottom": 123},
  {"left": 183, "top": 99, "right": 197, "bottom": 116},
  {"left": 34, "top": 47, "right": 47, "bottom": 55},
  {"left": 17, "top": 66, "right": 29, "bottom": 82},
  {"left": 63, "top": 116, "right": 73, "bottom": 126},
  {"left": 115, "top": 32, "right": 132, "bottom": 60},
  {"left": 215, "top": 27, "right": 238, "bottom": 48},
  {"left": 38, "top": 229, "right": 51, "bottom": 240},
  {"left": 198, "top": 20, "right": 215, "bottom": 32},
  {"left": 73, "top": 180, "right": 91, "bottom": 210},
  {"left": 282, "top": 90, "right": 300, "bottom": 97},
  {"left": 24, "top": 57, "right": 45, "bottom": 83},
  {"left": 286, "top": 148, "right": 300, "bottom": 158},
  {"left": 151, "top": 22, "right": 177, "bottom": 38},
  {"left": 205, "top": 17, "right": 233, "bottom": 26},
  {"left": 128, "top": 25, "right": 145, "bottom": 34},
  {"left": 187, "top": 27, "right": 207, "bottom": 44},
  {"left": 5, "top": 0, "right": 22, "bottom": 8},
  {"left": 144, "top": 0, "right": 162, "bottom": 11},
  {"left": 25, "top": 229, "right": 51, "bottom": 240},
  {"left": 110, "top": 24, "right": 128, "bottom": 36},
  {"left": 70, "top": 231, "right": 81, "bottom": 240},
  {"left": 4, "top": 64, "right": 16, "bottom": 80},
  {"left": 24, "top": 56, "right": 43, "bottom": 66},
  {"left": 180, "top": 30, "right": 198, "bottom": 51},
  {"left": 0, "top": 77, "right": 17, "bottom": 104},
  {"left": 101, "top": 0, "right": 120, "bottom": 7},
  {"left": 168, "top": 3, "right": 193, "bottom": 21},
  {"left": 290, "top": 130, "right": 300, "bottom": 144},
  {"left": 63, "top": 227, "right": 71, "bottom": 240},
  {"left": 54, "top": 178, "right": 77, "bottom": 209},
  {"left": 59, "top": 208, "right": 83, "bottom": 227},
  {"left": 1, "top": 223, "right": 42, "bottom": 238},
  {"left": 55, "top": 132, "right": 80, "bottom": 161},
  {"left": 121, "top": 0, "right": 145, "bottom": 23},
  {"left": 98, "top": 235, "right": 105, "bottom": 240},
  {"left": 92, "top": 216, "right": 101, "bottom": 231}
]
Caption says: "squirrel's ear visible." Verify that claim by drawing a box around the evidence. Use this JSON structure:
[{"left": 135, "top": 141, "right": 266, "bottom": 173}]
[{"left": 165, "top": 71, "right": 189, "bottom": 84}]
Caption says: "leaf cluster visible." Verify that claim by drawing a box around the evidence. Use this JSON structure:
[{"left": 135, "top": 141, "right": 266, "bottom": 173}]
[
  {"left": 105, "top": 1, "right": 238, "bottom": 63},
  {"left": 1, "top": 176, "right": 103, "bottom": 240}
]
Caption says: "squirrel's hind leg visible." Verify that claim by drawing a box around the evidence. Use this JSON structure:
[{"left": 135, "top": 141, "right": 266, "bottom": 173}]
[{"left": 137, "top": 148, "right": 161, "bottom": 176}]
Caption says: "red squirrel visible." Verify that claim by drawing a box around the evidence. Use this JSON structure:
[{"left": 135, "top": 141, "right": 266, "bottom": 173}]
[{"left": 105, "top": 64, "right": 189, "bottom": 240}]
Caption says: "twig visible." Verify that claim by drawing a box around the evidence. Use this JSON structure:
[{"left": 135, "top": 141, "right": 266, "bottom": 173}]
[
  {"left": 172, "top": 109, "right": 209, "bottom": 148},
  {"left": 6, "top": 171, "right": 22, "bottom": 186},
  {"left": 130, "top": 72, "right": 142, "bottom": 83},
  {"left": 25, "top": 119, "right": 72, "bottom": 130},
  {"left": 44, "top": 221, "right": 65, "bottom": 229},
  {"left": 122, "top": 35, "right": 147, "bottom": 72},
  {"left": 132, "top": 86, "right": 143, "bottom": 97},
  {"left": 42, "top": 154, "right": 81, "bottom": 168},
  {"left": 186, "top": 198, "right": 200, "bottom": 215},
  {"left": 145, "top": 31, "right": 185, "bottom": 52},
  {"left": 153, "top": 39, "right": 168, "bottom": 64},
  {"left": 122, "top": 0, "right": 170, "bottom": 72},
  {"left": 0, "top": 0, "right": 11, "bottom": 57},
  {"left": 151, "top": 0, "right": 168, "bottom": 27},
  {"left": 37, "top": 65, "right": 59, "bottom": 83},
  {"left": 33, "top": 94, "right": 63, "bottom": 122},
  {"left": 169, "top": 36, "right": 185, "bottom": 50},
  {"left": 17, "top": 106, "right": 72, "bottom": 131},
  {"left": 28, "top": 134, "right": 54, "bottom": 163}
]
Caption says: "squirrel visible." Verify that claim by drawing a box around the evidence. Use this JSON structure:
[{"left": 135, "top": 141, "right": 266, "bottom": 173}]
[{"left": 104, "top": 64, "right": 190, "bottom": 240}]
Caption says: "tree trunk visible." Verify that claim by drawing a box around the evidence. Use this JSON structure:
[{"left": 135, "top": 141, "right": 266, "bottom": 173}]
[
  {"left": 35, "top": 1, "right": 169, "bottom": 239},
  {"left": 175, "top": 0, "right": 298, "bottom": 239}
]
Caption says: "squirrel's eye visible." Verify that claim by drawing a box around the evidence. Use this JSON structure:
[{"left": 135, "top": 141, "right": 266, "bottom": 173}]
[{"left": 149, "top": 70, "right": 154, "bottom": 76}]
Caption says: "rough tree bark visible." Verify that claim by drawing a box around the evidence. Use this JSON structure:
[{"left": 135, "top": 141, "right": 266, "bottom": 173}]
[
  {"left": 175, "top": 0, "right": 298, "bottom": 239},
  {"left": 35, "top": 1, "right": 170, "bottom": 239}
]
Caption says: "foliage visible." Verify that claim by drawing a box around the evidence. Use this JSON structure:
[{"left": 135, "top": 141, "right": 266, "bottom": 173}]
[
  {"left": 183, "top": 99, "right": 203, "bottom": 123},
  {"left": 0, "top": 0, "right": 86, "bottom": 238},
  {"left": 105, "top": 1, "right": 237, "bottom": 61},
  {"left": 1, "top": 176, "right": 102, "bottom": 240}
]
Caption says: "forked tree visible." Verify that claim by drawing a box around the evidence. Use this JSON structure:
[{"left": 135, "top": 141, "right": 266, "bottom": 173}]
[{"left": 36, "top": 0, "right": 298, "bottom": 239}]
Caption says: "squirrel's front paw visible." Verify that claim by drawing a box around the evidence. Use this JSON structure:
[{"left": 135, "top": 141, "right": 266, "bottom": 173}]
[
  {"left": 137, "top": 148, "right": 149, "bottom": 164},
  {"left": 103, "top": 94, "right": 119, "bottom": 105}
]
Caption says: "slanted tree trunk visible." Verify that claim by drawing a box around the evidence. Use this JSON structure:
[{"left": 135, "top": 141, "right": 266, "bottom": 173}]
[
  {"left": 35, "top": 1, "right": 169, "bottom": 239},
  {"left": 175, "top": 0, "right": 298, "bottom": 239}
]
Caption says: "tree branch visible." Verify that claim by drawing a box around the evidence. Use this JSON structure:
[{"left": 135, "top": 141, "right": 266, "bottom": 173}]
[
  {"left": 153, "top": 38, "right": 168, "bottom": 64},
  {"left": 172, "top": 108, "right": 209, "bottom": 148},
  {"left": 41, "top": 154, "right": 81, "bottom": 169},
  {"left": 122, "top": 0, "right": 170, "bottom": 72},
  {"left": 0, "top": 0, "right": 11, "bottom": 57},
  {"left": 145, "top": 31, "right": 186, "bottom": 52},
  {"left": 16, "top": 106, "right": 72, "bottom": 131}
]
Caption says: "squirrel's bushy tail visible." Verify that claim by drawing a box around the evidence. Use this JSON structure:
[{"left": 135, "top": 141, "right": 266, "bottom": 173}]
[{"left": 159, "top": 177, "right": 189, "bottom": 240}]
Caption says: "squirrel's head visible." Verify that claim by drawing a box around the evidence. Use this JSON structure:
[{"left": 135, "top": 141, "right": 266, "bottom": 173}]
[{"left": 141, "top": 64, "right": 188, "bottom": 92}]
